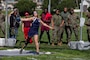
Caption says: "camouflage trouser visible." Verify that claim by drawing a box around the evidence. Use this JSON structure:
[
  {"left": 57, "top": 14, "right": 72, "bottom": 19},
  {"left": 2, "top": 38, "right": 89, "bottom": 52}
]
[
  {"left": 65, "top": 26, "right": 72, "bottom": 42},
  {"left": 0, "top": 22, "right": 5, "bottom": 37},
  {"left": 52, "top": 26, "right": 64, "bottom": 43},
  {"left": 72, "top": 26, "right": 79, "bottom": 41},
  {"left": 87, "top": 27, "right": 90, "bottom": 42}
]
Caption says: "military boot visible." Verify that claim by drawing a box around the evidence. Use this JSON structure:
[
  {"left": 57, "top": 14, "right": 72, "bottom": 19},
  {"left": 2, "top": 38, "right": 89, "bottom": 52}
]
[
  {"left": 57, "top": 41, "right": 62, "bottom": 46},
  {"left": 51, "top": 42, "right": 55, "bottom": 46}
]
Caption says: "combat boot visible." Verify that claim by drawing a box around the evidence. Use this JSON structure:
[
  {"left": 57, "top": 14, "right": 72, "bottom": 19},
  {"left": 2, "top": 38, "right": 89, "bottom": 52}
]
[
  {"left": 51, "top": 42, "right": 55, "bottom": 46},
  {"left": 57, "top": 41, "right": 62, "bottom": 46}
]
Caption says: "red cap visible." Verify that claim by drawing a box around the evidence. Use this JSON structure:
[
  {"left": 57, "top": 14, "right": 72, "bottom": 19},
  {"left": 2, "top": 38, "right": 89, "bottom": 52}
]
[{"left": 25, "top": 12, "right": 29, "bottom": 16}]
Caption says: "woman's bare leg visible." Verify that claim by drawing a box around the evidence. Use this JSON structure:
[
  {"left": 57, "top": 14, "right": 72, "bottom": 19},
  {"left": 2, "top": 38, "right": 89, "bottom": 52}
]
[
  {"left": 20, "top": 37, "right": 31, "bottom": 54},
  {"left": 34, "top": 35, "right": 39, "bottom": 53}
]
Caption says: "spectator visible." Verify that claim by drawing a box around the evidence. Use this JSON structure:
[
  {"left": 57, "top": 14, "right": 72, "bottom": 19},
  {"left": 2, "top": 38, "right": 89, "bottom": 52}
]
[
  {"left": 85, "top": 8, "right": 90, "bottom": 42},
  {"left": 0, "top": 9, "right": 5, "bottom": 37},
  {"left": 39, "top": 8, "right": 52, "bottom": 45},
  {"left": 22, "top": 12, "right": 33, "bottom": 43},
  {"left": 60, "top": 7, "right": 71, "bottom": 44},
  {"left": 68, "top": 8, "right": 80, "bottom": 41},
  {"left": 9, "top": 8, "right": 21, "bottom": 38},
  {"left": 14, "top": 8, "right": 21, "bottom": 37},
  {"left": 51, "top": 9, "right": 64, "bottom": 46}
]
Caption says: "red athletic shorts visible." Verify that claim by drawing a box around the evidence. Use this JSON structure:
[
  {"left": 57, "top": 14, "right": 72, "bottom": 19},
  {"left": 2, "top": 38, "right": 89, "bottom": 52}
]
[{"left": 24, "top": 27, "right": 33, "bottom": 43}]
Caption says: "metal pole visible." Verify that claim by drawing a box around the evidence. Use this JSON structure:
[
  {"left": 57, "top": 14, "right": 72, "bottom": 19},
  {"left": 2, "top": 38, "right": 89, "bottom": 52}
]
[
  {"left": 76, "top": 0, "right": 79, "bottom": 8},
  {"left": 81, "top": 0, "right": 83, "bottom": 17},
  {"left": 5, "top": 0, "right": 8, "bottom": 44},
  {"left": 48, "top": 0, "right": 51, "bottom": 13},
  {"left": 80, "top": 0, "right": 83, "bottom": 41}
]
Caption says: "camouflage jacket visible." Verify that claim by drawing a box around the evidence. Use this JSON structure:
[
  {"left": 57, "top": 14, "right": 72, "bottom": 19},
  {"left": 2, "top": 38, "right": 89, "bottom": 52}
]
[
  {"left": 52, "top": 14, "right": 62, "bottom": 26},
  {"left": 68, "top": 13, "right": 80, "bottom": 27},
  {"left": 0, "top": 13, "right": 5, "bottom": 23}
]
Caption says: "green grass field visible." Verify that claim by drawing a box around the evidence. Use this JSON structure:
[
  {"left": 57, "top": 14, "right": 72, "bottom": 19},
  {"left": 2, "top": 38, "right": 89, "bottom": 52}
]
[{"left": 0, "top": 25, "right": 90, "bottom": 60}]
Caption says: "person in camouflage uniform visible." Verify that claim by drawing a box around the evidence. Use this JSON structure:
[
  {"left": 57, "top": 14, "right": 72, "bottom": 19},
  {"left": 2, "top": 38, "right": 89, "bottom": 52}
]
[
  {"left": 51, "top": 9, "right": 64, "bottom": 46},
  {"left": 85, "top": 9, "right": 90, "bottom": 42},
  {"left": 0, "top": 10, "right": 5, "bottom": 37},
  {"left": 60, "top": 7, "right": 71, "bottom": 43},
  {"left": 68, "top": 8, "right": 80, "bottom": 41}
]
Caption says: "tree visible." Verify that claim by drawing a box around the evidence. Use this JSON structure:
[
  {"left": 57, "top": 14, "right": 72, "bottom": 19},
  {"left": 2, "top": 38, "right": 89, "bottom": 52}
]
[
  {"left": 42, "top": 0, "right": 61, "bottom": 14},
  {"left": 15, "top": 0, "right": 36, "bottom": 16},
  {"left": 58, "top": 0, "right": 77, "bottom": 11},
  {"left": 42, "top": 0, "right": 78, "bottom": 13}
]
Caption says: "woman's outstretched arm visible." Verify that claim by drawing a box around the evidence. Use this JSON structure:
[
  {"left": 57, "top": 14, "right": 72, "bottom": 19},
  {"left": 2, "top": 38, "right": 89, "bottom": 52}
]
[
  {"left": 40, "top": 20, "right": 54, "bottom": 29},
  {"left": 21, "top": 17, "right": 34, "bottom": 21}
]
